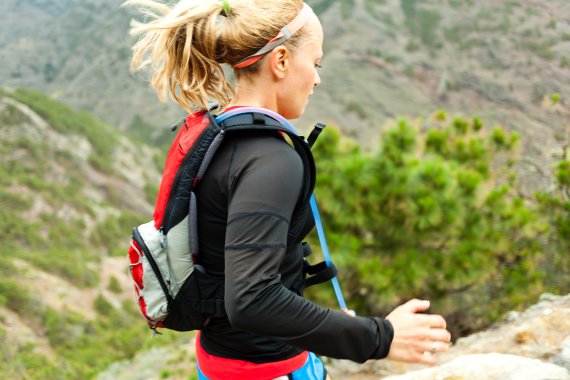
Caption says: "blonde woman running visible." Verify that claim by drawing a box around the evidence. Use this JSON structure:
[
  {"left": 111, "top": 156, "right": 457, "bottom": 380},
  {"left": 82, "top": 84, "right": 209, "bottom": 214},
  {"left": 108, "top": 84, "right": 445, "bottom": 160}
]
[{"left": 126, "top": 0, "right": 451, "bottom": 378}]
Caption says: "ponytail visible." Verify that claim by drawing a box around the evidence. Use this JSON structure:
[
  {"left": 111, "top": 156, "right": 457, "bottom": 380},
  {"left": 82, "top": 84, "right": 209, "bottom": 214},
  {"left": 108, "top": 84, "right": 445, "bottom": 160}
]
[{"left": 124, "top": 0, "right": 304, "bottom": 112}]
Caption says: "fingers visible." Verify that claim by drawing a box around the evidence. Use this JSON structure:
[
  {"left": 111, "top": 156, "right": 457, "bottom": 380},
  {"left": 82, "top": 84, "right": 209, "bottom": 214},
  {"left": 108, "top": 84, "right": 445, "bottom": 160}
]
[
  {"left": 412, "top": 327, "right": 452, "bottom": 342},
  {"left": 405, "top": 337, "right": 451, "bottom": 366},
  {"left": 403, "top": 348, "right": 442, "bottom": 366},
  {"left": 428, "top": 327, "right": 452, "bottom": 344},
  {"left": 417, "top": 352, "right": 438, "bottom": 366},
  {"left": 415, "top": 313, "right": 447, "bottom": 329},
  {"left": 413, "top": 338, "right": 451, "bottom": 354},
  {"left": 399, "top": 299, "right": 430, "bottom": 313},
  {"left": 389, "top": 336, "right": 452, "bottom": 366},
  {"left": 386, "top": 299, "right": 453, "bottom": 365},
  {"left": 398, "top": 301, "right": 447, "bottom": 329}
]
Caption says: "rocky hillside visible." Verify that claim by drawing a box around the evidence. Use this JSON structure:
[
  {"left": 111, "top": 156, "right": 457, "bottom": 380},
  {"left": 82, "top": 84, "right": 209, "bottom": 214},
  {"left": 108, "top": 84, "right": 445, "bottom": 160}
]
[
  {"left": 1, "top": 0, "right": 569, "bottom": 192},
  {"left": 0, "top": 88, "right": 174, "bottom": 379},
  {"left": 314, "top": 0, "right": 570, "bottom": 191}
]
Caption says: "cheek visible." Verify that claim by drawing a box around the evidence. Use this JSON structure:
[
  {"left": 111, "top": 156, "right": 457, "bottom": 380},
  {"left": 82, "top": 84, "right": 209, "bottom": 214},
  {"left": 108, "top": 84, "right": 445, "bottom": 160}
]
[
  {"left": 293, "top": 61, "right": 314, "bottom": 88},
  {"left": 303, "top": 67, "right": 316, "bottom": 89}
]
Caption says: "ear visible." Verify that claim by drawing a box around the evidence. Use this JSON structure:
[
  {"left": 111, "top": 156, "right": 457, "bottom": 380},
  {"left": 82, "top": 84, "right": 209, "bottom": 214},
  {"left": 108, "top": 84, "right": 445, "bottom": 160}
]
[{"left": 268, "top": 46, "right": 290, "bottom": 80}]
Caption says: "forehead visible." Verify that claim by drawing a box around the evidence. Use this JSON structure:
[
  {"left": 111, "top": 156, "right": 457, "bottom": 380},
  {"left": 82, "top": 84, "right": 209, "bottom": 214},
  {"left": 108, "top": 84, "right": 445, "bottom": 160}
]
[{"left": 301, "top": 13, "right": 323, "bottom": 56}]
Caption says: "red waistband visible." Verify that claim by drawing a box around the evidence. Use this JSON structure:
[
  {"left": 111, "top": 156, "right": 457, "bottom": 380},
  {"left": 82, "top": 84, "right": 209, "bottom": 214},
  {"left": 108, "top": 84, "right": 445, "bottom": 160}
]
[{"left": 195, "top": 332, "right": 308, "bottom": 380}]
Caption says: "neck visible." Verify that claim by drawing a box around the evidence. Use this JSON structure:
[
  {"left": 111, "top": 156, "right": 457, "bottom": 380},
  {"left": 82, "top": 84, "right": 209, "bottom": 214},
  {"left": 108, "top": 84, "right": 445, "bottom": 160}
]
[{"left": 228, "top": 76, "right": 279, "bottom": 113}]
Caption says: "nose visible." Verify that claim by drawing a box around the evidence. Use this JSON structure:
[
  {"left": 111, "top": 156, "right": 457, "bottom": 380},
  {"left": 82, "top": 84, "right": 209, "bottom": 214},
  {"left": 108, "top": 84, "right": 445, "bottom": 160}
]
[{"left": 314, "top": 70, "right": 321, "bottom": 87}]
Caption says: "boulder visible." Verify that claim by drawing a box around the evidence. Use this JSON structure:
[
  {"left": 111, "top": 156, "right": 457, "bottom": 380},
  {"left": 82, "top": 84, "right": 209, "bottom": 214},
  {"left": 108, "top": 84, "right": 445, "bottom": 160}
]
[{"left": 383, "top": 353, "right": 569, "bottom": 380}]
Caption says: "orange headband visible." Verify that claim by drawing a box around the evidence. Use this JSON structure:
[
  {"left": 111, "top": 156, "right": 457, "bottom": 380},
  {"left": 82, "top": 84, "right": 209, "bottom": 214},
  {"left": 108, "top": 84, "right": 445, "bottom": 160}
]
[{"left": 233, "top": 3, "right": 314, "bottom": 69}]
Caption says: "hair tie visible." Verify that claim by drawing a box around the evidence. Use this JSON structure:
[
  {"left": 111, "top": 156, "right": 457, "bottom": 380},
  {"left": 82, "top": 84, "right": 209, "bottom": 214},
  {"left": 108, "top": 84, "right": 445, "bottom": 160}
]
[{"left": 220, "top": 0, "right": 231, "bottom": 16}]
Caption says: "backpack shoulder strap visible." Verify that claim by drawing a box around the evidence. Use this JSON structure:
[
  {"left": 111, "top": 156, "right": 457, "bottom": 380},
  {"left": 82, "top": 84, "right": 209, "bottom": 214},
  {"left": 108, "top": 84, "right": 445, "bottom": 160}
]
[
  {"left": 218, "top": 111, "right": 316, "bottom": 247},
  {"left": 161, "top": 112, "right": 221, "bottom": 232},
  {"left": 161, "top": 110, "right": 315, "bottom": 237}
]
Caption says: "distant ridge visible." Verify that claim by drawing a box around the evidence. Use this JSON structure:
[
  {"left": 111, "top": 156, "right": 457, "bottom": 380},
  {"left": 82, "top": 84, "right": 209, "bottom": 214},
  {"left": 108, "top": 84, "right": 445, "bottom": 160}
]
[{"left": 1, "top": 0, "right": 569, "bottom": 189}]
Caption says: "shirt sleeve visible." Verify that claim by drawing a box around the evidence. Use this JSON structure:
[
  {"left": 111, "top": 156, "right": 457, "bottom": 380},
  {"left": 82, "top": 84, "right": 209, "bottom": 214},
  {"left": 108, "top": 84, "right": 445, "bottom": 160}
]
[{"left": 223, "top": 135, "right": 393, "bottom": 363}]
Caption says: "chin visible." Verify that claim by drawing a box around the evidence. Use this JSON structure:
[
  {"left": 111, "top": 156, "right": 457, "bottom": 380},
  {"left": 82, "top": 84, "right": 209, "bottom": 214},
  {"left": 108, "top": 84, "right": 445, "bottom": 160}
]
[{"left": 284, "top": 107, "right": 306, "bottom": 120}]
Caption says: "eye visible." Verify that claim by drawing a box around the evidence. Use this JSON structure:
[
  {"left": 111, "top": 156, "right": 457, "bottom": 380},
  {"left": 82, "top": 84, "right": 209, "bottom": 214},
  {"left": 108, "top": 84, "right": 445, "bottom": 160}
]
[{"left": 315, "top": 63, "right": 323, "bottom": 69}]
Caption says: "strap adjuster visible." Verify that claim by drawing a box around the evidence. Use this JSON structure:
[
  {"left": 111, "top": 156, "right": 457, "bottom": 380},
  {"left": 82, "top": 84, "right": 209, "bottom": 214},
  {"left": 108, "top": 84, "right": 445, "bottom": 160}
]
[
  {"left": 304, "top": 260, "right": 338, "bottom": 287},
  {"left": 253, "top": 112, "right": 266, "bottom": 124}
]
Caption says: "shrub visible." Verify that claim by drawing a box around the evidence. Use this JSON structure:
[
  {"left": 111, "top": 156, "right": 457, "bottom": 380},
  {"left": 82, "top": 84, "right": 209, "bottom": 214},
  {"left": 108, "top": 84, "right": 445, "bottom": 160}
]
[
  {"left": 308, "top": 113, "right": 547, "bottom": 335},
  {"left": 537, "top": 159, "right": 570, "bottom": 291},
  {"left": 0, "top": 102, "right": 31, "bottom": 126},
  {"left": 94, "top": 294, "right": 114, "bottom": 317},
  {"left": 21, "top": 247, "right": 100, "bottom": 288},
  {"left": 108, "top": 275, "right": 122, "bottom": 294},
  {"left": 91, "top": 211, "right": 147, "bottom": 254}
]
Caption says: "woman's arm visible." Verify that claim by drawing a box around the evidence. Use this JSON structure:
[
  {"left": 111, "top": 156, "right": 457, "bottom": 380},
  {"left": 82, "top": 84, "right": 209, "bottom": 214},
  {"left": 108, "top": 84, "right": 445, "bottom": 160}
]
[{"left": 223, "top": 135, "right": 392, "bottom": 362}]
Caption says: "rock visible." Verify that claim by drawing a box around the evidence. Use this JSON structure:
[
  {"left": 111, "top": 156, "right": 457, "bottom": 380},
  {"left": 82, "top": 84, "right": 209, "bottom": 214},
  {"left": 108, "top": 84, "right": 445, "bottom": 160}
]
[
  {"left": 553, "top": 338, "right": 570, "bottom": 371},
  {"left": 383, "top": 353, "right": 569, "bottom": 380},
  {"left": 98, "top": 348, "right": 174, "bottom": 380},
  {"left": 438, "top": 293, "right": 570, "bottom": 368},
  {"left": 505, "top": 310, "right": 521, "bottom": 322},
  {"left": 540, "top": 293, "right": 561, "bottom": 302}
]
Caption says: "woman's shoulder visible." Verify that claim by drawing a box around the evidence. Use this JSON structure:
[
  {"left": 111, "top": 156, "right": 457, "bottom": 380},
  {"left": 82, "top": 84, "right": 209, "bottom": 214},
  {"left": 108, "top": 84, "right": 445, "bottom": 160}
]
[
  {"left": 225, "top": 131, "right": 304, "bottom": 187},
  {"left": 231, "top": 131, "right": 301, "bottom": 163}
]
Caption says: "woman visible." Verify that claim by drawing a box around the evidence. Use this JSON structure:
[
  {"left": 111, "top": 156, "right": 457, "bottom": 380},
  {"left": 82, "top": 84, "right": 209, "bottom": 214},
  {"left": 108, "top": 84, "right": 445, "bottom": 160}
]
[{"left": 126, "top": 0, "right": 451, "bottom": 379}]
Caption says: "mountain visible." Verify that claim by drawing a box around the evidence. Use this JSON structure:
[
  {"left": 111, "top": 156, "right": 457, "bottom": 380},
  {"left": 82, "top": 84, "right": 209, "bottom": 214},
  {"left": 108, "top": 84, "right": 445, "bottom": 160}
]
[
  {"left": 0, "top": 88, "right": 177, "bottom": 379},
  {"left": 0, "top": 0, "right": 185, "bottom": 132},
  {"left": 1, "top": 0, "right": 569, "bottom": 193}
]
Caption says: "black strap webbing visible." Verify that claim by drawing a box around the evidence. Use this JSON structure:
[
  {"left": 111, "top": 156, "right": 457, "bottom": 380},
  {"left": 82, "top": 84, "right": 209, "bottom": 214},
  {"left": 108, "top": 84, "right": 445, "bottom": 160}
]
[
  {"left": 200, "top": 299, "right": 226, "bottom": 317},
  {"left": 307, "top": 122, "right": 326, "bottom": 149},
  {"left": 304, "top": 261, "right": 338, "bottom": 287}
]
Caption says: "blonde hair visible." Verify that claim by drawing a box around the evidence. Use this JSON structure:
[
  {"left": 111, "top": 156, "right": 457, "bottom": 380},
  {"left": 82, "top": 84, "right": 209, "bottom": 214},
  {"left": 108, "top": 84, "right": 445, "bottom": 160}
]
[{"left": 124, "top": 0, "right": 305, "bottom": 113}]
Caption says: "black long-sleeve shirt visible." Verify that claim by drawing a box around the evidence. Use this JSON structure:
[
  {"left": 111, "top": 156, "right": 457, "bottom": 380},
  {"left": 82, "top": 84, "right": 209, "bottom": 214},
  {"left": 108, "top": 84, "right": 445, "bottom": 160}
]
[{"left": 195, "top": 129, "right": 393, "bottom": 363}]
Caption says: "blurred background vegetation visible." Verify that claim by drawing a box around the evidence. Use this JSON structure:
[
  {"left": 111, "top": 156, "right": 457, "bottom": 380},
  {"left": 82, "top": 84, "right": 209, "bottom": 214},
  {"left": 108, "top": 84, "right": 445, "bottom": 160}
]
[
  {"left": 307, "top": 105, "right": 569, "bottom": 339},
  {"left": 0, "top": 0, "right": 569, "bottom": 379}
]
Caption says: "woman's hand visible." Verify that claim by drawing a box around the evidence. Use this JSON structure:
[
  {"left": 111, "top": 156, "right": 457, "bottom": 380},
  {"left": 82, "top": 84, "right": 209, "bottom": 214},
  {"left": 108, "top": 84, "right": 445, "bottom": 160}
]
[{"left": 385, "top": 299, "right": 451, "bottom": 365}]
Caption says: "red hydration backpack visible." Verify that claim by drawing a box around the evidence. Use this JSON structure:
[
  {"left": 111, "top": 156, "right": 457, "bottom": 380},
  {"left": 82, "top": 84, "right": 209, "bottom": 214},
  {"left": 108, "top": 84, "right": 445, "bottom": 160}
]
[{"left": 127, "top": 109, "right": 320, "bottom": 334}]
